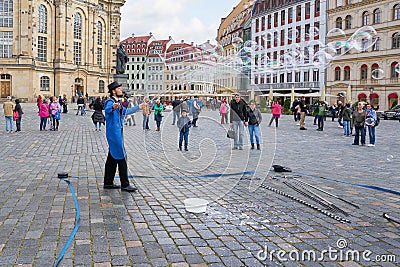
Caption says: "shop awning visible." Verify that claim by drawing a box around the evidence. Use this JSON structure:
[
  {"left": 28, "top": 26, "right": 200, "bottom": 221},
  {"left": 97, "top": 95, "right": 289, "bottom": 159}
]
[
  {"left": 370, "top": 93, "right": 379, "bottom": 99},
  {"left": 358, "top": 93, "right": 367, "bottom": 99},
  {"left": 388, "top": 92, "right": 398, "bottom": 99}
]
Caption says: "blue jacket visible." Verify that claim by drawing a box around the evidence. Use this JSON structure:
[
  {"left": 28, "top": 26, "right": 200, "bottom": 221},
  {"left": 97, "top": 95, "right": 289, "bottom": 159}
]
[{"left": 104, "top": 97, "right": 139, "bottom": 159}]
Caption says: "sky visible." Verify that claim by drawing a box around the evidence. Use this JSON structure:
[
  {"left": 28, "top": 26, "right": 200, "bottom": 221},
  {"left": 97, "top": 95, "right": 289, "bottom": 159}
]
[{"left": 120, "top": 0, "right": 241, "bottom": 45}]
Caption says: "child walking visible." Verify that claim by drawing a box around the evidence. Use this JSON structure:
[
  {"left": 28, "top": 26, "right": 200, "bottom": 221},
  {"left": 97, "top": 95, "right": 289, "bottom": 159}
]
[{"left": 177, "top": 110, "right": 192, "bottom": 151}]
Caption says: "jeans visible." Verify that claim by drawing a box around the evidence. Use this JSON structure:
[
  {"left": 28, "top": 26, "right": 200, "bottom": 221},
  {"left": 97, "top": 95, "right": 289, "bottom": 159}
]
[
  {"left": 77, "top": 104, "right": 85, "bottom": 115},
  {"left": 232, "top": 120, "right": 244, "bottom": 147},
  {"left": 51, "top": 114, "right": 59, "bottom": 130},
  {"left": 248, "top": 124, "right": 260, "bottom": 145},
  {"left": 338, "top": 118, "right": 343, "bottom": 127},
  {"left": 40, "top": 117, "right": 48, "bottom": 130},
  {"left": 317, "top": 115, "right": 324, "bottom": 130},
  {"left": 95, "top": 122, "right": 102, "bottom": 129},
  {"left": 343, "top": 120, "right": 350, "bottom": 136},
  {"left": 368, "top": 126, "right": 375, "bottom": 145},
  {"left": 173, "top": 110, "right": 180, "bottom": 125},
  {"left": 5, "top": 116, "right": 13, "bottom": 131},
  {"left": 179, "top": 130, "right": 189, "bottom": 148},
  {"left": 354, "top": 126, "right": 366, "bottom": 145},
  {"left": 142, "top": 114, "right": 149, "bottom": 129}
]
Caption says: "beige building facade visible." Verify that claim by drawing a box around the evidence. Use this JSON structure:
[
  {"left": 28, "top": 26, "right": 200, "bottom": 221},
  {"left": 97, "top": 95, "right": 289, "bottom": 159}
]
[
  {"left": 0, "top": 0, "right": 125, "bottom": 101},
  {"left": 326, "top": 0, "right": 400, "bottom": 110}
]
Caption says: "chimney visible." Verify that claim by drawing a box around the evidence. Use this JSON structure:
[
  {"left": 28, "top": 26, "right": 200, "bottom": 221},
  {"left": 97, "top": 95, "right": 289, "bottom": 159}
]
[
  {"left": 149, "top": 32, "right": 153, "bottom": 36},
  {"left": 131, "top": 33, "right": 135, "bottom": 38},
  {"left": 181, "top": 40, "right": 184, "bottom": 43},
  {"left": 207, "top": 40, "right": 210, "bottom": 43},
  {"left": 191, "top": 42, "right": 194, "bottom": 46},
  {"left": 169, "top": 36, "right": 173, "bottom": 40}
]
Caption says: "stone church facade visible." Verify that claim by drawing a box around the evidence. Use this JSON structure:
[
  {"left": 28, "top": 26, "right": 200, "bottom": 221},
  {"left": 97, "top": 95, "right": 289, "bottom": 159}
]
[{"left": 0, "top": 0, "right": 125, "bottom": 101}]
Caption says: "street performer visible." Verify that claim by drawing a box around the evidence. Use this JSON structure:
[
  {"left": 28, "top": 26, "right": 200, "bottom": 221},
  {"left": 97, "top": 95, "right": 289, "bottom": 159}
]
[{"left": 103, "top": 81, "right": 139, "bottom": 192}]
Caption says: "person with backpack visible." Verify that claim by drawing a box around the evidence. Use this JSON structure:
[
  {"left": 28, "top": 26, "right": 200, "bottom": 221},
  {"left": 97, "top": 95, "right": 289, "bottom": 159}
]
[{"left": 365, "top": 103, "right": 377, "bottom": 147}]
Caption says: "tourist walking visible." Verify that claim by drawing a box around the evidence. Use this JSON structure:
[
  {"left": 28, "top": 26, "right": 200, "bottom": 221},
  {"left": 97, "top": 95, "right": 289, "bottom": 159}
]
[
  {"left": 298, "top": 96, "right": 307, "bottom": 130},
  {"left": 13, "top": 99, "right": 23, "bottom": 132},
  {"left": 76, "top": 95, "right": 85, "bottom": 115},
  {"left": 219, "top": 100, "right": 228, "bottom": 124},
  {"left": 171, "top": 97, "right": 181, "bottom": 125},
  {"left": 351, "top": 102, "right": 366, "bottom": 146},
  {"left": 140, "top": 97, "right": 151, "bottom": 130},
  {"left": 153, "top": 99, "right": 164, "bottom": 131},
  {"left": 316, "top": 101, "right": 328, "bottom": 131},
  {"left": 103, "top": 81, "right": 139, "bottom": 192},
  {"left": 365, "top": 103, "right": 377, "bottom": 147},
  {"left": 36, "top": 95, "right": 42, "bottom": 112},
  {"left": 247, "top": 101, "right": 262, "bottom": 150},
  {"left": 49, "top": 97, "right": 61, "bottom": 131},
  {"left": 177, "top": 110, "right": 192, "bottom": 151},
  {"left": 268, "top": 100, "right": 281, "bottom": 127},
  {"left": 39, "top": 99, "right": 50, "bottom": 131},
  {"left": 342, "top": 103, "right": 352, "bottom": 137},
  {"left": 230, "top": 93, "right": 248, "bottom": 150},
  {"left": 3, "top": 96, "right": 14, "bottom": 133},
  {"left": 91, "top": 97, "right": 105, "bottom": 131},
  {"left": 291, "top": 98, "right": 300, "bottom": 122},
  {"left": 62, "top": 94, "right": 68, "bottom": 113}
]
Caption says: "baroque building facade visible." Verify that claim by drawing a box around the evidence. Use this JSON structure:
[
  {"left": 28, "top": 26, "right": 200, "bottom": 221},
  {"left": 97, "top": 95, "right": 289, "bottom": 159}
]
[
  {"left": 0, "top": 0, "right": 125, "bottom": 101},
  {"left": 326, "top": 0, "right": 400, "bottom": 110}
]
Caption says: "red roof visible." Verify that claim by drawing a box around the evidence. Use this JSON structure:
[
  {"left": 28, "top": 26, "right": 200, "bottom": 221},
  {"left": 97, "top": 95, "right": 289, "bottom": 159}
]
[
  {"left": 165, "top": 43, "right": 198, "bottom": 63},
  {"left": 147, "top": 40, "right": 171, "bottom": 57},
  {"left": 120, "top": 35, "right": 152, "bottom": 55}
]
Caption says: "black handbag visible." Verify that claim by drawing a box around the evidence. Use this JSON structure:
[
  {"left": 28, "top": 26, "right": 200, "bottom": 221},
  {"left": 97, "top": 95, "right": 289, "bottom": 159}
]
[{"left": 227, "top": 127, "right": 235, "bottom": 139}]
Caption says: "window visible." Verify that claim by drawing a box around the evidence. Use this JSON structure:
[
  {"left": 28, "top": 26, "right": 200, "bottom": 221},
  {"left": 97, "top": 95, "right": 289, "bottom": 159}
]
[
  {"left": 99, "top": 80, "right": 105, "bottom": 93},
  {"left": 261, "top": 16, "right": 265, "bottom": 31},
  {"left": 274, "top": 13, "right": 278, "bottom": 26},
  {"left": 315, "top": 0, "right": 320, "bottom": 14},
  {"left": 281, "top": 10, "right": 285, "bottom": 25},
  {"left": 391, "top": 62, "right": 399, "bottom": 78},
  {"left": 38, "top": 5, "right": 47, "bottom": 34},
  {"left": 74, "top": 41, "right": 81, "bottom": 65},
  {"left": 287, "top": 72, "right": 292, "bottom": 82},
  {"left": 373, "top": 9, "right": 381, "bottom": 24},
  {"left": 38, "top": 36, "right": 47, "bottom": 62},
  {"left": 256, "top": 18, "right": 259, "bottom": 32},
  {"left": 97, "top": 21, "right": 103, "bottom": 45},
  {"left": 295, "top": 71, "right": 300, "bottom": 82},
  {"left": 0, "top": 31, "right": 12, "bottom": 58},
  {"left": 372, "top": 37, "right": 380, "bottom": 51},
  {"left": 393, "top": 33, "right": 400, "bottom": 49},
  {"left": 40, "top": 76, "right": 50, "bottom": 91},
  {"left": 288, "top": 7, "right": 293, "bottom": 22},
  {"left": 97, "top": 48, "right": 102, "bottom": 66},
  {"left": 336, "top": 17, "right": 343, "bottom": 29},
  {"left": 296, "top": 5, "right": 301, "bottom": 21},
  {"left": 0, "top": 0, "right": 13, "bottom": 27},
  {"left": 344, "top": 66, "right": 350, "bottom": 80},
  {"left": 335, "top": 67, "right": 341, "bottom": 81},
  {"left": 371, "top": 63, "right": 379, "bottom": 79},
  {"left": 74, "top": 13, "right": 82, "bottom": 39},
  {"left": 304, "top": 71, "right": 310, "bottom": 82},
  {"left": 313, "top": 70, "right": 319, "bottom": 81},
  {"left": 345, "top": 0, "right": 352, "bottom": 4},
  {"left": 267, "top": 15, "right": 271, "bottom": 28},
  {"left": 361, "top": 64, "right": 368, "bottom": 80},
  {"left": 362, "top": 11, "right": 369, "bottom": 26},
  {"left": 305, "top": 2, "right": 311, "bottom": 18},
  {"left": 345, "top": 15, "right": 352, "bottom": 29},
  {"left": 395, "top": 4, "right": 400, "bottom": 20}
]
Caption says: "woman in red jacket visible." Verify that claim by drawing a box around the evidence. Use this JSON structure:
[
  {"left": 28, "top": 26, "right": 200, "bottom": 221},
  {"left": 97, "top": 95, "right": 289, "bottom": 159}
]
[{"left": 269, "top": 99, "right": 282, "bottom": 127}]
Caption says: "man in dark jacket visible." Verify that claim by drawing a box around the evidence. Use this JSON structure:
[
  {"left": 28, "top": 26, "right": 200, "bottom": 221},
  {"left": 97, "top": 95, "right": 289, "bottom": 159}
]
[
  {"left": 171, "top": 97, "right": 181, "bottom": 125},
  {"left": 298, "top": 96, "right": 307, "bottom": 130},
  {"left": 230, "top": 94, "right": 248, "bottom": 150}
]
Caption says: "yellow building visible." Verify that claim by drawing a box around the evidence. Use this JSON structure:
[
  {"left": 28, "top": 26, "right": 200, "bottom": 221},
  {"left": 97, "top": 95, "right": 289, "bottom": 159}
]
[
  {"left": 326, "top": 0, "right": 400, "bottom": 110},
  {"left": 0, "top": 0, "right": 125, "bottom": 101}
]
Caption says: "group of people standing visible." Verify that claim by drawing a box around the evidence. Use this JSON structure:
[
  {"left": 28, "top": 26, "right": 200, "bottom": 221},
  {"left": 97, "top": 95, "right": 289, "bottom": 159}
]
[
  {"left": 2, "top": 96, "right": 23, "bottom": 133},
  {"left": 37, "top": 96, "right": 62, "bottom": 131}
]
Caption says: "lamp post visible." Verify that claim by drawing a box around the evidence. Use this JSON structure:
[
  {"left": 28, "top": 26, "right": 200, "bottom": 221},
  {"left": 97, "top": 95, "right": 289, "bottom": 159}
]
[{"left": 369, "top": 86, "right": 374, "bottom": 104}]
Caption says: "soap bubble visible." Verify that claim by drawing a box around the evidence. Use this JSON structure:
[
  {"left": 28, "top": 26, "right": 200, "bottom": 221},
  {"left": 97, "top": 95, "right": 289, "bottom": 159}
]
[
  {"left": 232, "top": 37, "right": 243, "bottom": 48},
  {"left": 395, "top": 63, "right": 400, "bottom": 74},
  {"left": 349, "top": 26, "right": 377, "bottom": 52},
  {"left": 312, "top": 50, "right": 334, "bottom": 69},
  {"left": 371, "top": 68, "right": 385, "bottom": 80},
  {"left": 213, "top": 45, "right": 224, "bottom": 56},
  {"left": 287, "top": 28, "right": 299, "bottom": 41},
  {"left": 308, "top": 26, "right": 320, "bottom": 38},
  {"left": 326, "top": 28, "right": 347, "bottom": 39},
  {"left": 387, "top": 155, "right": 394, "bottom": 162}
]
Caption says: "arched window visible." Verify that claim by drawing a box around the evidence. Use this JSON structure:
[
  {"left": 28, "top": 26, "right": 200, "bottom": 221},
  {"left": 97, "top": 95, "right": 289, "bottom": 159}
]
[
  {"left": 391, "top": 62, "right": 399, "bottom": 78},
  {"left": 99, "top": 80, "right": 105, "bottom": 93},
  {"left": 394, "top": 4, "right": 400, "bottom": 20},
  {"left": 362, "top": 11, "right": 369, "bottom": 26},
  {"left": 334, "top": 67, "right": 341, "bottom": 81},
  {"left": 38, "top": 5, "right": 47, "bottom": 34},
  {"left": 74, "top": 13, "right": 82, "bottom": 39},
  {"left": 97, "top": 21, "right": 103, "bottom": 45},
  {"left": 336, "top": 17, "right": 342, "bottom": 29},
  {"left": 393, "top": 32, "right": 400, "bottom": 48},
  {"left": 344, "top": 66, "right": 350, "bottom": 80},
  {"left": 371, "top": 63, "right": 379, "bottom": 79},
  {"left": 361, "top": 64, "right": 368, "bottom": 80},
  {"left": 373, "top": 8, "right": 381, "bottom": 24},
  {"left": 345, "top": 15, "right": 352, "bottom": 29},
  {"left": 40, "top": 76, "right": 50, "bottom": 91}
]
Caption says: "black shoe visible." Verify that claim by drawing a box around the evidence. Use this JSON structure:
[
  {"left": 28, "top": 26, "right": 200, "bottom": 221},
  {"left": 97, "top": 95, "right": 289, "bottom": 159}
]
[
  {"left": 179, "top": 147, "right": 182, "bottom": 151},
  {"left": 257, "top": 144, "right": 260, "bottom": 150},
  {"left": 184, "top": 147, "right": 188, "bottom": 151},
  {"left": 251, "top": 144, "right": 255, "bottom": 149},
  {"left": 121, "top": 185, "right": 137, "bottom": 192},
  {"left": 352, "top": 143, "right": 359, "bottom": 145},
  {"left": 316, "top": 128, "right": 322, "bottom": 131},
  {"left": 300, "top": 127, "right": 307, "bottom": 130},
  {"left": 103, "top": 184, "right": 121, "bottom": 189}
]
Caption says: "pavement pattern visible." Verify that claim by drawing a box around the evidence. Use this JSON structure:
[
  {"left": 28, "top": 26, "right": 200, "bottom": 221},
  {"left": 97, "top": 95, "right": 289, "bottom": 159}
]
[{"left": 0, "top": 103, "right": 399, "bottom": 267}]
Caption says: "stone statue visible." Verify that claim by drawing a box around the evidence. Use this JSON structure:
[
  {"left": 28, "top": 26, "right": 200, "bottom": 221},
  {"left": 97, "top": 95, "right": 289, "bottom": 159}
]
[{"left": 116, "top": 44, "right": 128, "bottom": 74}]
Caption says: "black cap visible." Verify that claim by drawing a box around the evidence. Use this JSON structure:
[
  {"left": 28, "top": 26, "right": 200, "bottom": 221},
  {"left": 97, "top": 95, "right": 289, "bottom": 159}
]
[{"left": 108, "top": 81, "right": 122, "bottom": 93}]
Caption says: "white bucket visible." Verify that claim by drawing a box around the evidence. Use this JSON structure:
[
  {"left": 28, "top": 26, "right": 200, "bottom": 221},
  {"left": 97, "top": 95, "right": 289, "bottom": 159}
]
[{"left": 184, "top": 198, "right": 209, "bottom": 213}]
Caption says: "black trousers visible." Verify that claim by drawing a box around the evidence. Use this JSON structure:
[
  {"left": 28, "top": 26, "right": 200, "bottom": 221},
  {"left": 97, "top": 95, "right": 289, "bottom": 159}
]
[{"left": 104, "top": 152, "right": 130, "bottom": 188}]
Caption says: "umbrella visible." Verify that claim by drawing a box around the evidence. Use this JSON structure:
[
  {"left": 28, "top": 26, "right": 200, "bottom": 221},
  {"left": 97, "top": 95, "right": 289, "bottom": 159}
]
[
  {"left": 346, "top": 85, "right": 352, "bottom": 103},
  {"left": 320, "top": 85, "right": 326, "bottom": 102},
  {"left": 268, "top": 86, "right": 273, "bottom": 101}
]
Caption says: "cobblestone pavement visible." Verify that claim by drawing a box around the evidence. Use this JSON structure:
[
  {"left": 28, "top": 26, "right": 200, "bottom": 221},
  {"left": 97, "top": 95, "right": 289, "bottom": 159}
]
[{"left": 0, "top": 103, "right": 399, "bottom": 267}]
